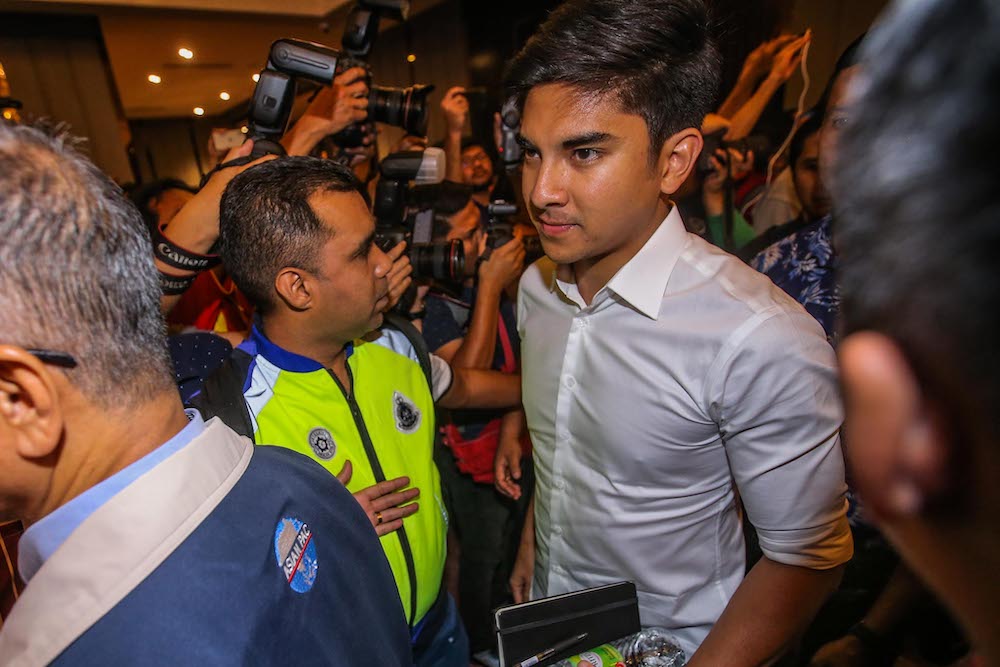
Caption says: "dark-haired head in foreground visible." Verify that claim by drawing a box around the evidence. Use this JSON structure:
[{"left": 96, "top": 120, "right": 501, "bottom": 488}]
[{"left": 834, "top": 0, "right": 1000, "bottom": 661}]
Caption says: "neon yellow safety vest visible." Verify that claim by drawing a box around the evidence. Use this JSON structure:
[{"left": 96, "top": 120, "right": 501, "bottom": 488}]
[{"left": 232, "top": 325, "right": 445, "bottom": 626}]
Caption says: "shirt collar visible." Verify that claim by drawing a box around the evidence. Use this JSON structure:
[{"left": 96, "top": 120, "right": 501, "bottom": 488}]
[
  {"left": 18, "top": 411, "right": 206, "bottom": 583},
  {"left": 553, "top": 206, "right": 689, "bottom": 320},
  {"left": 241, "top": 324, "right": 353, "bottom": 372}
]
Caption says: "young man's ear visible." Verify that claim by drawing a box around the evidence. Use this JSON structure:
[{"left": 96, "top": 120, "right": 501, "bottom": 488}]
[
  {"left": 839, "top": 332, "right": 952, "bottom": 520},
  {"left": 274, "top": 267, "right": 315, "bottom": 312},
  {"left": 657, "top": 127, "right": 703, "bottom": 197},
  {"left": 0, "top": 346, "right": 64, "bottom": 460}
]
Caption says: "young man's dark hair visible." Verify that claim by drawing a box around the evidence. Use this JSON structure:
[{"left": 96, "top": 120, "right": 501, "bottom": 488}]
[
  {"left": 505, "top": 0, "right": 721, "bottom": 164},
  {"left": 789, "top": 112, "right": 823, "bottom": 169},
  {"left": 131, "top": 178, "right": 197, "bottom": 232},
  {"left": 0, "top": 124, "right": 174, "bottom": 406},
  {"left": 834, "top": 0, "right": 1000, "bottom": 661},
  {"left": 218, "top": 157, "right": 366, "bottom": 313},
  {"left": 815, "top": 34, "right": 865, "bottom": 120}
]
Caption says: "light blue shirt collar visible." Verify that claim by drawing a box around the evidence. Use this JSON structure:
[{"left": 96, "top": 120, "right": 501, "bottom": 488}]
[{"left": 17, "top": 409, "right": 206, "bottom": 583}]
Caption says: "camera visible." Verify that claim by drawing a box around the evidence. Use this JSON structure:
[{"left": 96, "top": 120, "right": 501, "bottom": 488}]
[
  {"left": 485, "top": 200, "right": 545, "bottom": 267},
  {"left": 332, "top": 0, "right": 435, "bottom": 148},
  {"left": 697, "top": 130, "right": 771, "bottom": 174},
  {"left": 374, "top": 147, "right": 465, "bottom": 283}
]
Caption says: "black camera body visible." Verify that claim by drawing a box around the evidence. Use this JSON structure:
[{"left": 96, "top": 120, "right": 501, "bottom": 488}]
[
  {"left": 332, "top": 0, "right": 435, "bottom": 148},
  {"left": 485, "top": 200, "right": 545, "bottom": 267},
  {"left": 697, "top": 130, "right": 771, "bottom": 174},
  {"left": 373, "top": 148, "right": 465, "bottom": 283}
]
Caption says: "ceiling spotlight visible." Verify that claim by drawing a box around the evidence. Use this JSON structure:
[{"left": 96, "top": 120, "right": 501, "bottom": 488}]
[
  {"left": 240, "top": 126, "right": 249, "bottom": 134},
  {"left": 219, "top": 91, "right": 231, "bottom": 101},
  {"left": 178, "top": 48, "right": 194, "bottom": 60},
  {"left": 406, "top": 54, "right": 416, "bottom": 63},
  {"left": 193, "top": 107, "right": 205, "bottom": 116},
  {"left": 147, "top": 74, "right": 162, "bottom": 84},
  {"left": 252, "top": 73, "right": 260, "bottom": 83}
]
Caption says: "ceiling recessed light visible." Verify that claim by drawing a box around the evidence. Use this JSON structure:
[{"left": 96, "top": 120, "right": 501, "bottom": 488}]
[
  {"left": 147, "top": 74, "right": 162, "bottom": 84},
  {"left": 406, "top": 54, "right": 416, "bottom": 63},
  {"left": 178, "top": 48, "right": 194, "bottom": 60},
  {"left": 252, "top": 73, "right": 260, "bottom": 83},
  {"left": 193, "top": 107, "right": 205, "bottom": 116},
  {"left": 219, "top": 91, "right": 231, "bottom": 101}
]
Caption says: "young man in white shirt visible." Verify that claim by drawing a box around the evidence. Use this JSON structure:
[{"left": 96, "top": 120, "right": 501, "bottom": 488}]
[{"left": 499, "top": 0, "right": 853, "bottom": 663}]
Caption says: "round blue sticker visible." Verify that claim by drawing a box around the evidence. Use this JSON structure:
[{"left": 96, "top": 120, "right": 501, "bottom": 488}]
[{"left": 274, "top": 517, "right": 318, "bottom": 593}]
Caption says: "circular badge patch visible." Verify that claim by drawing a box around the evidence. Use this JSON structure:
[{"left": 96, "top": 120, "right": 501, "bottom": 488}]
[
  {"left": 274, "top": 517, "right": 318, "bottom": 593},
  {"left": 392, "top": 391, "right": 422, "bottom": 434},
  {"left": 308, "top": 427, "right": 336, "bottom": 460}
]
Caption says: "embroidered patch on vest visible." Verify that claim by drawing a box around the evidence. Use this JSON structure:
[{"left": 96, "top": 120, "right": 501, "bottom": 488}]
[
  {"left": 274, "top": 517, "right": 318, "bottom": 593},
  {"left": 392, "top": 391, "right": 421, "bottom": 434},
  {"left": 308, "top": 427, "right": 336, "bottom": 460}
]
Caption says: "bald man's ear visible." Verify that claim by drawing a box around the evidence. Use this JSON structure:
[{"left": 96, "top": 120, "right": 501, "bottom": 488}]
[
  {"left": 839, "top": 332, "right": 952, "bottom": 520},
  {"left": 657, "top": 128, "right": 703, "bottom": 197},
  {"left": 274, "top": 267, "right": 314, "bottom": 312},
  {"left": 0, "top": 346, "right": 64, "bottom": 460}
]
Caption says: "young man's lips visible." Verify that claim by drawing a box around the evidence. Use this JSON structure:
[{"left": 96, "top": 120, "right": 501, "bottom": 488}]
[{"left": 539, "top": 219, "right": 576, "bottom": 236}]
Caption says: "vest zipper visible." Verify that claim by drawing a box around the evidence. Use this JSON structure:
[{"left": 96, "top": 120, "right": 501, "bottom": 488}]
[{"left": 328, "top": 365, "right": 420, "bottom": 629}]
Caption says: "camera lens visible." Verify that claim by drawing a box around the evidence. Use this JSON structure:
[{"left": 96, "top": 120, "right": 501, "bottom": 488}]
[
  {"left": 369, "top": 84, "right": 435, "bottom": 137},
  {"left": 411, "top": 239, "right": 464, "bottom": 282}
]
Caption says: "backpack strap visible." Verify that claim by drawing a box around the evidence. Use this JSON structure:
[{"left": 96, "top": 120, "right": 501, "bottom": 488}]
[
  {"left": 187, "top": 349, "right": 255, "bottom": 440},
  {"left": 382, "top": 312, "right": 434, "bottom": 389}
]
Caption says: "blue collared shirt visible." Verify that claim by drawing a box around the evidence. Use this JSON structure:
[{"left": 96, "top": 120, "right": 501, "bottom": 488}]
[
  {"left": 751, "top": 215, "right": 838, "bottom": 344},
  {"left": 17, "top": 411, "right": 206, "bottom": 583}
]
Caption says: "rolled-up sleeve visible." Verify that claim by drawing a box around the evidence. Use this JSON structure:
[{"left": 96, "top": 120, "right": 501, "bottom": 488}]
[{"left": 709, "top": 305, "right": 853, "bottom": 570}]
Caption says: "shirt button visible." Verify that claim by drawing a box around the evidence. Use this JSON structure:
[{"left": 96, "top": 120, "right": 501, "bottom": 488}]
[
  {"left": 558, "top": 430, "right": 570, "bottom": 441},
  {"left": 563, "top": 375, "right": 576, "bottom": 389},
  {"left": 553, "top": 477, "right": 566, "bottom": 491},
  {"left": 553, "top": 525, "right": 563, "bottom": 536}
]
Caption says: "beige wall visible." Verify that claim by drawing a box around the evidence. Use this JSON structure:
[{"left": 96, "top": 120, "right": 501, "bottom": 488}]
[
  {"left": 0, "top": 29, "right": 134, "bottom": 183},
  {"left": 782, "top": 0, "right": 890, "bottom": 110}
]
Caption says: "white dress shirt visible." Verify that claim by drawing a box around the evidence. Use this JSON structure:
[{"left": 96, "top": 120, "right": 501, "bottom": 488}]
[{"left": 517, "top": 207, "right": 852, "bottom": 655}]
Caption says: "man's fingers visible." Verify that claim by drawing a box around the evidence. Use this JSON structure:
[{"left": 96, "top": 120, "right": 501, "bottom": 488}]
[
  {"left": 336, "top": 459, "right": 353, "bottom": 485},
  {"left": 359, "top": 476, "right": 411, "bottom": 500},
  {"left": 223, "top": 139, "right": 255, "bottom": 162},
  {"left": 335, "top": 66, "right": 368, "bottom": 86},
  {"left": 374, "top": 518, "right": 404, "bottom": 537},
  {"left": 386, "top": 240, "right": 408, "bottom": 261},
  {"left": 372, "top": 486, "right": 421, "bottom": 512},
  {"left": 373, "top": 503, "right": 420, "bottom": 536}
]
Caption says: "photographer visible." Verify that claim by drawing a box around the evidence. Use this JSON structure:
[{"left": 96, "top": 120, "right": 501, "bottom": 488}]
[
  {"left": 418, "top": 183, "right": 528, "bottom": 658},
  {"left": 440, "top": 87, "right": 498, "bottom": 210}
]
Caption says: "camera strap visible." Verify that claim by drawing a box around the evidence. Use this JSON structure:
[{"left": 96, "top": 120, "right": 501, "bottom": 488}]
[
  {"left": 153, "top": 226, "right": 221, "bottom": 272},
  {"left": 197, "top": 155, "right": 257, "bottom": 189}
]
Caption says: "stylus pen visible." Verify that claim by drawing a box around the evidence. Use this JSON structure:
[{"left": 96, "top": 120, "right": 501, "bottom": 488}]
[{"left": 514, "top": 632, "right": 589, "bottom": 667}]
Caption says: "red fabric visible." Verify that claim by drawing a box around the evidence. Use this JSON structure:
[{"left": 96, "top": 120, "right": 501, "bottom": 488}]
[
  {"left": 0, "top": 520, "right": 24, "bottom": 625},
  {"left": 168, "top": 270, "right": 253, "bottom": 333},
  {"left": 440, "top": 316, "right": 524, "bottom": 483},
  {"left": 442, "top": 420, "right": 502, "bottom": 484}
]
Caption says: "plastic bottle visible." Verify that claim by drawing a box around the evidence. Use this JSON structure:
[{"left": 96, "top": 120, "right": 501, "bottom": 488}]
[{"left": 553, "top": 627, "right": 686, "bottom": 667}]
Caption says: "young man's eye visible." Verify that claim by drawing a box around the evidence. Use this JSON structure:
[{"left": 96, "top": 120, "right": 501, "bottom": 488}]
[
  {"left": 573, "top": 148, "right": 600, "bottom": 162},
  {"left": 522, "top": 147, "right": 540, "bottom": 160}
]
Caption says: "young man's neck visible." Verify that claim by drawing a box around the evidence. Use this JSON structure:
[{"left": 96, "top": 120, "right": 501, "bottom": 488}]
[
  {"left": 29, "top": 390, "right": 190, "bottom": 526},
  {"left": 570, "top": 200, "right": 671, "bottom": 305}
]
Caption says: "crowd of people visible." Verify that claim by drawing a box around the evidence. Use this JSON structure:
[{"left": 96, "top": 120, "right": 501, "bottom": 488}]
[{"left": 1, "top": 0, "right": 998, "bottom": 665}]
